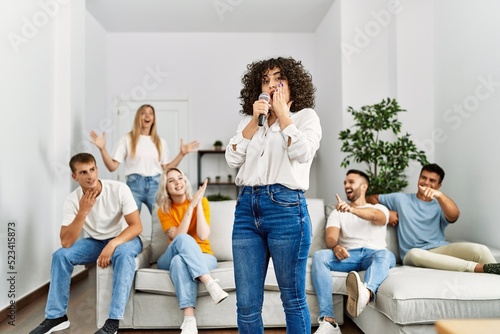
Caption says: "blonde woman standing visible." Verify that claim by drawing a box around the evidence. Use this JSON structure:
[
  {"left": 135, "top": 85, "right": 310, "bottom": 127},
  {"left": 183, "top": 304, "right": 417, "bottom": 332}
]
[{"left": 91, "top": 104, "right": 199, "bottom": 214}]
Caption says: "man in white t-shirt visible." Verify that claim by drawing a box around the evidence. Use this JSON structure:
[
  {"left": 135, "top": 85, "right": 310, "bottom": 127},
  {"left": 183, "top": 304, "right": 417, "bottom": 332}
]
[
  {"left": 311, "top": 170, "right": 396, "bottom": 334},
  {"left": 30, "top": 153, "right": 143, "bottom": 334}
]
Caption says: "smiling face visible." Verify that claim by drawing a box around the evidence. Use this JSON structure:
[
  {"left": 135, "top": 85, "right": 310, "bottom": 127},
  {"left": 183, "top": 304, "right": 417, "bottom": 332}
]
[
  {"left": 344, "top": 173, "right": 368, "bottom": 202},
  {"left": 72, "top": 162, "right": 99, "bottom": 192},
  {"left": 166, "top": 169, "right": 187, "bottom": 201},
  {"left": 140, "top": 106, "right": 155, "bottom": 132},
  {"left": 417, "top": 170, "right": 442, "bottom": 194},
  {"left": 261, "top": 67, "right": 290, "bottom": 104}
]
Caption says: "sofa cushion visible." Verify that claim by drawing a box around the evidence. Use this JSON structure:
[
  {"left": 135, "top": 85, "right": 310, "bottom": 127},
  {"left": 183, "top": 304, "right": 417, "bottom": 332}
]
[
  {"left": 135, "top": 261, "right": 235, "bottom": 295},
  {"left": 207, "top": 200, "right": 236, "bottom": 261},
  {"left": 375, "top": 266, "right": 500, "bottom": 325},
  {"left": 150, "top": 204, "right": 169, "bottom": 264},
  {"left": 307, "top": 198, "right": 327, "bottom": 257}
]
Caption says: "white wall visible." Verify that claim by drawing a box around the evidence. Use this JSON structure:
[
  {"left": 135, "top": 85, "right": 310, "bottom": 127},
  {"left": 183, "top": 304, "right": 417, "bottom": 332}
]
[
  {"left": 85, "top": 11, "right": 110, "bottom": 179},
  {"left": 434, "top": 0, "right": 500, "bottom": 248},
  {"left": 314, "top": 0, "right": 343, "bottom": 205},
  {"left": 0, "top": 0, "right": 86, "bottom": 311}
]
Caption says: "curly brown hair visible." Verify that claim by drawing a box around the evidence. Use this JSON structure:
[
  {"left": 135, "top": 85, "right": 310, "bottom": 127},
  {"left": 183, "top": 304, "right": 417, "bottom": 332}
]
[{"left": 239, "top": 57, "right": 316, "bottom": 116}]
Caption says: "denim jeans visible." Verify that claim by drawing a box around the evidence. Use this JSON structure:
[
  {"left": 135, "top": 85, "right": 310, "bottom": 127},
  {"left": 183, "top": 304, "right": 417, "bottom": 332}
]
[
  {"left": 45, "top": 236, "right": 142, "bottom": 319},
  {"left": 157, "top": 234, "right": 217, "bottom": 309},
  {"left": 232, "top": 184, "right": 311, "bottom": 334},
  {"left": 311, "top": 247, "right": 396, "bottom": 319},
  {"left": 126, "top": 174, "right": 160, "bottom": 214}
]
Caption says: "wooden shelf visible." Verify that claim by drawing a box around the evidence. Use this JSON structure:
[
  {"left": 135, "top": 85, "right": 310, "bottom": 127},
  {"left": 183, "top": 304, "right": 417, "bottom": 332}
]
[{"left": 197, "top": 150, "right": 238, "bottom": 197}]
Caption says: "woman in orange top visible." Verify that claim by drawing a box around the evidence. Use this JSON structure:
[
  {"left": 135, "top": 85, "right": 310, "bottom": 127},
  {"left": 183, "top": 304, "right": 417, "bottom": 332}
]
[{"left": 155, "top": 167, "right": 228, "bottom": 334}]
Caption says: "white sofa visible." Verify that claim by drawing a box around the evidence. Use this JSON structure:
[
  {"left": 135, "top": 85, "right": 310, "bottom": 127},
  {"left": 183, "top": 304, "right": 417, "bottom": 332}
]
[
  {"left": 96, "top": 198, "right": 500, "bottom": 332},
  {"left": 96, "top": 198, "right": 343, "bottom": 329}
]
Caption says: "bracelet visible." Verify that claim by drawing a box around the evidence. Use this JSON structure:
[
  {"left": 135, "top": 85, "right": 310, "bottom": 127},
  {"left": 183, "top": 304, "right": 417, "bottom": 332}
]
[{"left": 331, "top": 244, "right": 339, "bottom": 251}]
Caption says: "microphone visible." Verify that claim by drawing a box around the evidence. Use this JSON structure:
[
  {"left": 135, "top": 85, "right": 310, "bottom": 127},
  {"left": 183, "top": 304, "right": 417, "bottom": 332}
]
[{"left": 258, "top": 92, "right": 270, "bottom": 126}]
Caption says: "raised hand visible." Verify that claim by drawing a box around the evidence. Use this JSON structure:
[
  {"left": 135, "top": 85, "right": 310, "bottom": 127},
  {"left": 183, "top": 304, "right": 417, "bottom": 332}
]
[
  {"left": 191, "top": 179, "right": 208, "bottom": 208},
  {"left": 271, "top": 81, "right": 293, "bottom": 119},
  {"left": 90, "top": 131, "right": 106, "bottom": 150},
  {"left": 335, "top": 194, "right": 352, "bottom": 213},
  {"left": 180, "top": 139, "right": 200, "bottom": 156},
  {"left": 79, "top": 189, "right": 99, "bottom": 216},
  {"left": 418, "top": 185, "right": 442, "bottom": 201},
  {"left": 252, "top": 99, "right": 269, "bottom": 123}
]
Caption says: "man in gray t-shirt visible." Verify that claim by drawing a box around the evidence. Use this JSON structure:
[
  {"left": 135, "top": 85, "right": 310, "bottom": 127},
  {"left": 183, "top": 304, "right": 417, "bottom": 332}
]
[{"left": 368, "top": 163, "right": 500, "bottom": 275}]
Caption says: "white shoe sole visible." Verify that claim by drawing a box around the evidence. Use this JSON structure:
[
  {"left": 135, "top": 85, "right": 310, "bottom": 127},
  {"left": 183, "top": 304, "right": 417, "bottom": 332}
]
[
  {"left": 346, "top": 272, "right": 362, "bottom": 318},
  {"left": 46, "top": 320, "right": 70, "bottom": 333},
  {"left": 213, "top": 291, "right": 229, "bottom": 304}
]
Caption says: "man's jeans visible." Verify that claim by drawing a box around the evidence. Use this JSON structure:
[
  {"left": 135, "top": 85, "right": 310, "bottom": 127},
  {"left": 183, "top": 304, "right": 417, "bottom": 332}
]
[
  {"left": 232, "top": 184, "right": 312, "bottom": 334},
  {"left": 45, "top": 237, "right": 142, "bottom": 319},
  {"left": 157, "top": 234, "right": 217, "bottom": 309},
  {"left": 312, "top": 248, "right": 396, "bottom": 319},
  {"left": 126, "top": 174, "right": 160, "bottom": 214}
]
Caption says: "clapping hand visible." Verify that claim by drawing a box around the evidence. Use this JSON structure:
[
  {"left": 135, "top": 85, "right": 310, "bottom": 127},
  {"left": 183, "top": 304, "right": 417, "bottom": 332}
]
[{"left": 191, "top": 179, "right": 208, "bottom": 208}]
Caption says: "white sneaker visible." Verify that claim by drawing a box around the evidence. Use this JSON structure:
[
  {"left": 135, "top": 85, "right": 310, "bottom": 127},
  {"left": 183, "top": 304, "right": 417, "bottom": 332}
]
[
  {"left": 346, "top": 271, "right": 370, "bottom": 318},
  {"left": 205, "top": 279, "right": 229, "bottom": 304},
  {"left": 180, "top": 317, "right": 198, "bottom": 334},
  {"left": 314, "top": 318, "right": 341, "bottom": 334}
]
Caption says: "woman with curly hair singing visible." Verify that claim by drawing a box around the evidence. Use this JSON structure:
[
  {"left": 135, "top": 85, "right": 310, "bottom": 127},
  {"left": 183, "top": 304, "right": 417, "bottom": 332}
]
[{"left": 225, "top": 57, "right": 322, "bottom": 334}]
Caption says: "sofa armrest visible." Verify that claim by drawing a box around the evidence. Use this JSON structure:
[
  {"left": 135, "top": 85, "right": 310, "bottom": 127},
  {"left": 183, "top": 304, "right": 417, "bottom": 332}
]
[{"left": 96, "top": 240, "right": 152, "bottom": 328}]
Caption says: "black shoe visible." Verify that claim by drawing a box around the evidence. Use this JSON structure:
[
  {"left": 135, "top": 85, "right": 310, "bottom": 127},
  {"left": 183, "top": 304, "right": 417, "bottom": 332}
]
[
  {"left": 95, "top": 318, "right": 119, "bottom": 334},
  {"left": 29, "top": 315, "right": 70, "bottom": 334}
]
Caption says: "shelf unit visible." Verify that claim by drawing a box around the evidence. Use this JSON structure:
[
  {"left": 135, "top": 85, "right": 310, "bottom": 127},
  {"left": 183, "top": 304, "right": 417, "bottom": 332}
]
[{"left": 197, "top": 149, "right": 238, "bottom": 197}]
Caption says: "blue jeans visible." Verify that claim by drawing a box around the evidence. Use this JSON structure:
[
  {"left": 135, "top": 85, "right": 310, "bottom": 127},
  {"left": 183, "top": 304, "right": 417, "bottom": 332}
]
[
  {"left": 45, "top": 237, "right": 142, "bottom": 319},
  {"left": 126, "top": 174, "right": 160, "bottom": 214},
  {"left": 311, "top": 248, "right": 395, "bottom": 319},
  {"left": 232, "top": 184, "right": 311, "bottom": 334},
  {"left": 157, "top": 234, "right": 217, "bottom": 309}
]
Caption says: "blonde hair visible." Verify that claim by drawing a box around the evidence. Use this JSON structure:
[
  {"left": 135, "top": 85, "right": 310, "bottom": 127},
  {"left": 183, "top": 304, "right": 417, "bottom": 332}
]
[
  {"left": 129, "top": 104, "right": 162, "bottom": 160},
  {"left": 156, "top": 167, "right": 194, "bottom": 213}
]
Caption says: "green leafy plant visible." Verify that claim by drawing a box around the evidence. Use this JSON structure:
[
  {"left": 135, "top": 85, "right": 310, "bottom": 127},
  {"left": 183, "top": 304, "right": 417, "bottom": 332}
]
[
  {"left": 206, "top": 193, "right": 232, "bottom": 201},
  {"left": 213, "top": 140, "right": 223, "bottom": 150},
  {"left": 339, "top": 98, "right": 429, "bottom": 196}
]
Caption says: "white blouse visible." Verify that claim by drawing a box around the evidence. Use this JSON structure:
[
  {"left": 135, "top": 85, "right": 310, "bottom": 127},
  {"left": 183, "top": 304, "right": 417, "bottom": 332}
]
[{"left": 225, "top": 108, "right": 322, "bottom": 191}]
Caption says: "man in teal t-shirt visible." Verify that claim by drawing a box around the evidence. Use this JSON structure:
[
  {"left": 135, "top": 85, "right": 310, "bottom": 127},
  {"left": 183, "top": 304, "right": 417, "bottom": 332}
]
[{"left": 368, "top": 163, "right": 500, "bottom": 275}]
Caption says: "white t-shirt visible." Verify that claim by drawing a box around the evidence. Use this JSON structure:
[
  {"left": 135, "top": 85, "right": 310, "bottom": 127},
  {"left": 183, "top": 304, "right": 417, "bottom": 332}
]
[
  {"left": 225, "top": 108, "right": 322, "bottom": 191},
  {"left": 326, "top": 203, "right": 389, "bottom": 250},
  {"left": 112, "top": 135, "right": 169, "bottom": 177},
  {"left": 62, "top": 180, "right": 139, "bottom": 240}
]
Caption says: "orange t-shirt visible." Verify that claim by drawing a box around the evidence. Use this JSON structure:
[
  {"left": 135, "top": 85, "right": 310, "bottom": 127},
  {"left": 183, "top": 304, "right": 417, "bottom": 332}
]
[{"left": 157, "top": 197, "right": 213, "bottom": 255}]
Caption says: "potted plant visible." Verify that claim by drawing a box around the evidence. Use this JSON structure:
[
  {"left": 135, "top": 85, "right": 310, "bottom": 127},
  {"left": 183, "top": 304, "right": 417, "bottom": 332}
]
[
  {"left": 206, "top": 193, "right": 233, "bottom": 201},
  {"left": 213, "top": 140, "right": 223, "bottom": 151},
  {"left": 338, "top": 98, "right": 429, "bottom": 196}
]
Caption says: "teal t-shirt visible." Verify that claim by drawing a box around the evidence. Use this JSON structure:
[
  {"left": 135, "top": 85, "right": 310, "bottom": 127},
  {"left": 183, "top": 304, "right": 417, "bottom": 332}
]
[{"left": 379, "top": 193, "right": 449, "bottom": 261}]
